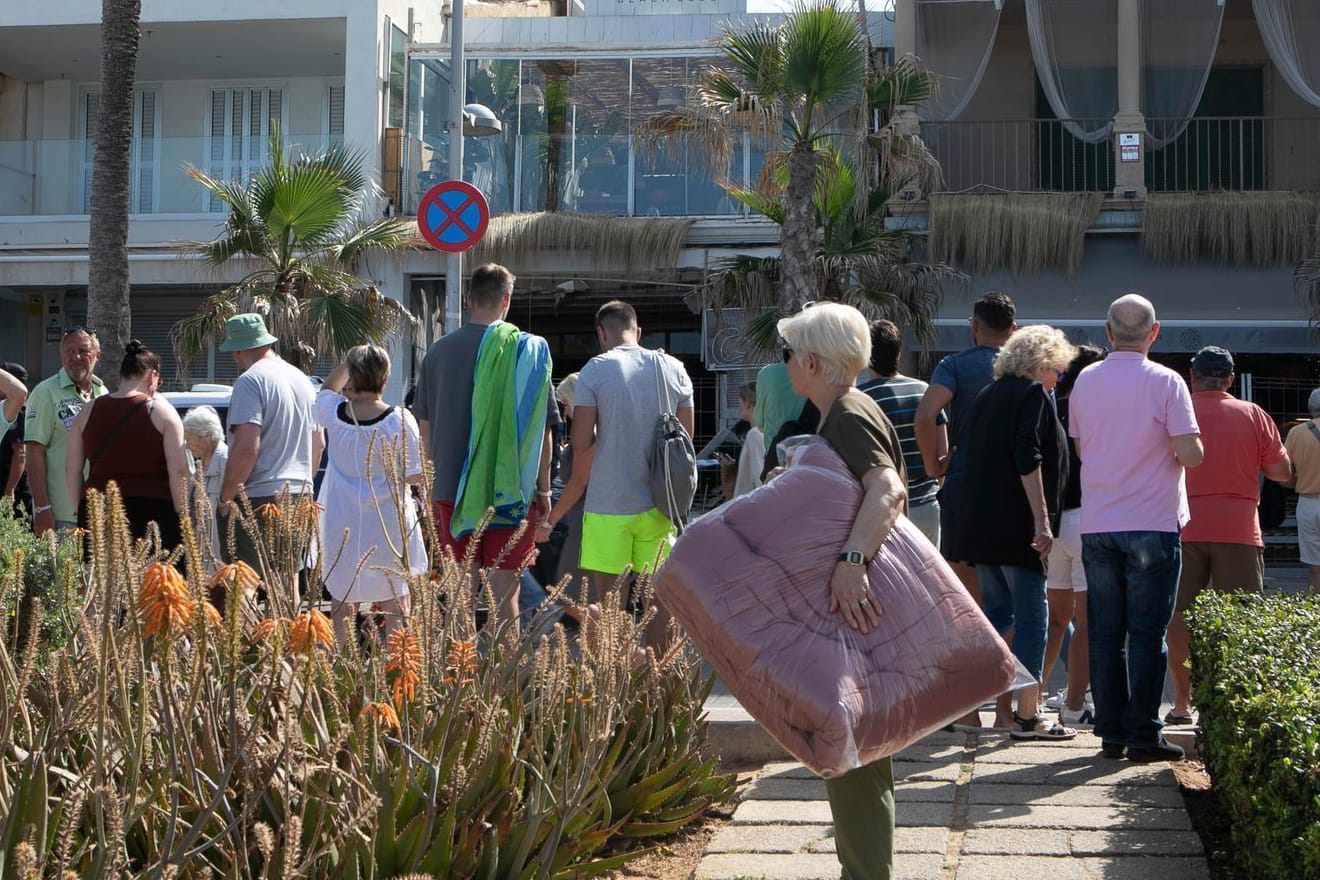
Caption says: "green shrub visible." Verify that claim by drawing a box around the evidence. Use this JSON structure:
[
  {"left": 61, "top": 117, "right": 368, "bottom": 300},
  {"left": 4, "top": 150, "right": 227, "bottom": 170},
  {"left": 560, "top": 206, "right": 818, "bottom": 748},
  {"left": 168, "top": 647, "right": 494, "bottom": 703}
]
[
  {"left": 1188, "top": 591, "right": 1320, "bottom": 880},
  {"left": 0, "top": 508, "right": 83, "bottom": 656}
]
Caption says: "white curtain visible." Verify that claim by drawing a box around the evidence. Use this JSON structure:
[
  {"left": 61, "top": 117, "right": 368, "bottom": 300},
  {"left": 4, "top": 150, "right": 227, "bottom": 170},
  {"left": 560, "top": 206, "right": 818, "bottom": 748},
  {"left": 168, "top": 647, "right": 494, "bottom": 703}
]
[
  {"left": 1143, "top": 0, "right": 1225, "bottom": 147},
  {"left": 1024, "top": 0, "right": 1118, "bottom": 144},
  {"left": 915, "top": 0, "right": 1003, "bottom": 122},
  {"left": 1252, "top": 0, "right": 1320, "bottom": 108}
]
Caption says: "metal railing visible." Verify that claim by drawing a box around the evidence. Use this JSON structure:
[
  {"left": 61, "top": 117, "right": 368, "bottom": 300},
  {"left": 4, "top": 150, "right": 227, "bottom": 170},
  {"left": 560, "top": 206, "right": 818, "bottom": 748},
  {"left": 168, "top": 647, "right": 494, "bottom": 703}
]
[
  {"left": 922, "top": 118, "right": 1115, "bottom": 194},
  {"left": 922, "top": 116, "right": 1320, "bottom": 195},
  {"left": 1144, "top": 116, "right": 1320, "bottom": 193}
]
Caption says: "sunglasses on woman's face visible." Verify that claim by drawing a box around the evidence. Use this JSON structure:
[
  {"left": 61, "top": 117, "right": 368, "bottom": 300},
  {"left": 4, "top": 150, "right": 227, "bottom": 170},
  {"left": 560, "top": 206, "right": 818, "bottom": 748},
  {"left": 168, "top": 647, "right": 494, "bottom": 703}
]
[{"left": 781, "top": 346, "right": 794, "bottom": 363}]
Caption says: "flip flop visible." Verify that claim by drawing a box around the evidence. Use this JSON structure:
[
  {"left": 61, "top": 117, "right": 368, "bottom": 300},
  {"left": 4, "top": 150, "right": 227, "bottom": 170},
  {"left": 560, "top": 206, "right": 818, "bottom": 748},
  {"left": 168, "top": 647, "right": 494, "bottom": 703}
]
[{"left": 1164, "top": 711, "right": 1195, "bottom": 726}]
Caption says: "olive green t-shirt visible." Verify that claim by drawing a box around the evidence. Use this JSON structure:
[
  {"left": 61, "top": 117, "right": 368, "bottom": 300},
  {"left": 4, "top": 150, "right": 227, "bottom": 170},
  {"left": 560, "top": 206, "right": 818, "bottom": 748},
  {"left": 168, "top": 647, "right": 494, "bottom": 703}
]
[{"left": 817, "top": 390, "right": 907, "bottom": 510}]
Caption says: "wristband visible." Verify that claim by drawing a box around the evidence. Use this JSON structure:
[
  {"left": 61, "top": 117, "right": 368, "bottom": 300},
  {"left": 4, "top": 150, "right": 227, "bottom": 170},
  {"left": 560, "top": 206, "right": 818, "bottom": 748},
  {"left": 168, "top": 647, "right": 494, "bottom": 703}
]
[
  {"left": 535, "top": 491, "right": 552, "bottom": 498},
  {"left": 33, "top": 504, "right": 52, "bottom": 514}
]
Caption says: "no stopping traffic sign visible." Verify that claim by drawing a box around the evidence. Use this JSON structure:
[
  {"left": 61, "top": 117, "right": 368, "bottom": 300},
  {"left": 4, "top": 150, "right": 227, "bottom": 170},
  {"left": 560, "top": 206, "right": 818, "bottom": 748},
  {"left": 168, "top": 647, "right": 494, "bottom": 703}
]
[{"left": 417, "top": 180, "right": 490, "bottom": 253}]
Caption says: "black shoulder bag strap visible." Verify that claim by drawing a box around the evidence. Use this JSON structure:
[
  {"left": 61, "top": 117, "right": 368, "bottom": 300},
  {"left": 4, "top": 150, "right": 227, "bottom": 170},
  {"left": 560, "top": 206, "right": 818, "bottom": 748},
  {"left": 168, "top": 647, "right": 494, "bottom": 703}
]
[
  {"left": 1308, "top": 421, "right": 1320, "bottom": 446},
  {"left": 88, "top": 397, "right": 150, "bottom": 464}
]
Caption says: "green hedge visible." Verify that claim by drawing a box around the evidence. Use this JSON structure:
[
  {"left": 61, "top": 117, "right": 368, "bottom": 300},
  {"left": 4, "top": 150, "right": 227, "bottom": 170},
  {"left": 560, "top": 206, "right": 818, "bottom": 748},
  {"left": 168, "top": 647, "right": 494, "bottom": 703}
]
[{"left": 1188, "top": 591, "right": 1320, "bottom": 880}]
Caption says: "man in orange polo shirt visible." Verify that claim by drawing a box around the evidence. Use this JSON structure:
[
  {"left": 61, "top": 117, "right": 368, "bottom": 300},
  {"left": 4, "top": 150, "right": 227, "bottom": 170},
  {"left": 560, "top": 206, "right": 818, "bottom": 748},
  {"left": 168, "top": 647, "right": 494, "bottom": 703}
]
[{"left": 1165, "top": 346, "right": 1291, "bottom": 725}]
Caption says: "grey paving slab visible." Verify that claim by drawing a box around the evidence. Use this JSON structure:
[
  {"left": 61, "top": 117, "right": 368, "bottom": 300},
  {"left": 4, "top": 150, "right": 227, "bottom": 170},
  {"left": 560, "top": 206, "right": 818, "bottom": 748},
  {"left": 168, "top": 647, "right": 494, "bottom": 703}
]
[
  {"left": 896, "top": 801, "right": 958, "bottom": 827},
  {"left": 965, "top": 804, "right": 1193, "bottom": 831},
  {"left": 696, "top": 852, "right": 841, "bottom": 880},
  {"left": 957, "top": 855, "right": 1209, "bottom": 880},
  {"left": 697, "top": 852, "right": 945, "bottom": 880},
  {"left": 968, "top": 782, "right": 1185, "bottom": 808},
  {"left": 744, "top": 777, "right": 829, "bottom": 801},
  {"left": 969, "top": 759, "right": 1178, "bottom": 787},
  {"left": 893, "top": 779, "right": 958, "bottom": 804},
  {"left": 961, "top": 828, "right": 1073, "bottom": 856},
  {"left": 894, "top": 760, "right": 963, "bottom": 782},
  {"left": 807, "top": 826, "right": 950, "bottom": 855},
  {"left": 705, "top": 825, "right": 828, "bottom": 854},
  {"left": 733, "top": 799, "right": 834, "bottom": 825},
  {"left": 1070, "top": 830, "right": 1205, "bottom": 857},
  {"left": 973, "top": 743, "right": 1129, "bottom": 765},
  {"left": 892, "top": 741, "right": 967, "bottom": 763}
]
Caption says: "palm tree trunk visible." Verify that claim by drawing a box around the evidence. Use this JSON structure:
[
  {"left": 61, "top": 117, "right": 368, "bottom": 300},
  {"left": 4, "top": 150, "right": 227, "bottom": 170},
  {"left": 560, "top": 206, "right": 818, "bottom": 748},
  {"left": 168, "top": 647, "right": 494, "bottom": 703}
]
[
  {"left": 87, "top": 0, "right": 142, "bottom": 354},
  {"left": 779, "top": 141, "right": 818, "bottom": 315}
]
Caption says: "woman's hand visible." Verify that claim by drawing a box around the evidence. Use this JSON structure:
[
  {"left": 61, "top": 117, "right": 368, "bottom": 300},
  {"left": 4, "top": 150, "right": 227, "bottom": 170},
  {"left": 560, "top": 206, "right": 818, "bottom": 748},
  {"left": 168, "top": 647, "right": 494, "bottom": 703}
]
[
  {"left": 1031, "top": 527, "right": 1053, "bottom": 557},
  {"left": 829, "top": 561, "right": 882, "bottom": 634},
  {"left": 534, "top": 518, "right": 554, "bottom": 544}
]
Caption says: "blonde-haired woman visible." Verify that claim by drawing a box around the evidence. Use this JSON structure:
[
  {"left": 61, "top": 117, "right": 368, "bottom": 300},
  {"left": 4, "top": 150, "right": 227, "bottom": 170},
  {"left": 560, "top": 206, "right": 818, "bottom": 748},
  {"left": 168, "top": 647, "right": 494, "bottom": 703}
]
[
  {"left": 535, "top": 372, "right": 588, "bottom": 589},
  {"left": 315, "top": 345, "right": 426, "bottom": 646},
  {"left": 951, "top": 324, "right": 1078, "bottom": 740},
  {"left": 777, "top": 301, "right": 910, "bottom": 880}
]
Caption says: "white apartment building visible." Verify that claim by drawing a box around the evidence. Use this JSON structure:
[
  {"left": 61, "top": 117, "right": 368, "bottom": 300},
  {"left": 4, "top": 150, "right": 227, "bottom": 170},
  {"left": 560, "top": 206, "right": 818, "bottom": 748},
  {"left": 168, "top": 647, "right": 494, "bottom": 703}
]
[{"left": 0, "top": 0, "right": 446, "bottom": 392}]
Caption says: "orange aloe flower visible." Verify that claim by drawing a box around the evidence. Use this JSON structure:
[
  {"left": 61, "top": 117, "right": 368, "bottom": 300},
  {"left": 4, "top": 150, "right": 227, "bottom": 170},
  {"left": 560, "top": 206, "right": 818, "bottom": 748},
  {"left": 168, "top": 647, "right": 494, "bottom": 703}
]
[
  {"left": 296, "top": 498, "right": 324, "bottom": 519},
  {"left": 209, "top": 560, "right": 261, "bottom": 595},
  {"left": 386, "top": 629, "right": 421, "bottom": 707},
  {"left": 139, "top": 561, "right": 192, "bottom": 636},
  {"left": 199, "top": 601, "right": 223, "bottom": 627},
  {"left": 446, "top": 640, "right": 478, "bottom": 674},
  {"left": 288, "top": 610, "right": 333, "bottom": 653},
  {"left": 251, "top": 617, "right": 290, "bottom": 642},
  {"left": 255, "top": 503, "right": 283, "bottom": 520},
  {"left": 362, "top": 701, "right": 401, "bottom": 732}
]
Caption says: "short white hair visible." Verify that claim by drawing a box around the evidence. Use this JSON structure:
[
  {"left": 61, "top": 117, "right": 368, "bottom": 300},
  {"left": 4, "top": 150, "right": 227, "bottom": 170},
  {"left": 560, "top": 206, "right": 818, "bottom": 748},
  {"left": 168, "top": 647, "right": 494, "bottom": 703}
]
[
  {"left": 1309, "top": 388, "right": 1320, "bottom": 418},
  {"left": 556, "top": 372, "right": 580, "bottom": 410},
  {"left": 181, "top": 405, "right": 224, "bottom": 445},
  {"left": 776, "top": 303, "right": 871, "bottom": 386}
]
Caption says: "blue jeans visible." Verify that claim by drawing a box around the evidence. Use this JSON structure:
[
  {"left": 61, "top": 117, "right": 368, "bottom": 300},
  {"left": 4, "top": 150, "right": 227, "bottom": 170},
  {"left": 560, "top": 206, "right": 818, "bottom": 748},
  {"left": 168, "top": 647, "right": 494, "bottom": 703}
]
[
  {"left": 977, "top": 565, "right": 1048, "bottom": 682},
  {"left": 1082, "top": 531, "right": 1181, "bottom": 749}
]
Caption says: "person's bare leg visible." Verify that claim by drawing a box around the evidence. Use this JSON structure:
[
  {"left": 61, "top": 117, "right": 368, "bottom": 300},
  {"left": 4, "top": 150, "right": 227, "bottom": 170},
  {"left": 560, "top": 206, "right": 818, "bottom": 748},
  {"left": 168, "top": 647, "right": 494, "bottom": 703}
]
[
  {"left": 951, "top": 561, "right": 986, "bottom": 726},
  {"left": 1042, "top": 589, "right": 1075, "bottom": 696},
  {"left": 1065, "top": 599, "right": 1090, "bottom": 711},
  {"left": 950, "top": 560, "right": 982, "bottom": 606},
  {"left": 379, "top": 595, "right": 409, "bottom": 643},
  {"left": 489, "top": 568, "right": 520, "bottom": 633},
  {"left": 1310, "top": 565, "right": 1320, "bottom": 590},
  {"left": 1165, "top": 608, "right": 1194, "bottom": 718},
  {"left": 1015, "top": 683, "right": 1041, "bottom": 725}
]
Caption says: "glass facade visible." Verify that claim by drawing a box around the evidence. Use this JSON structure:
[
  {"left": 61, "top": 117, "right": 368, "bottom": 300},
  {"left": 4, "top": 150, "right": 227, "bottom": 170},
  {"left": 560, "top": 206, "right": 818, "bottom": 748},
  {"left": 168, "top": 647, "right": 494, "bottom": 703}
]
[{"left": 403, "top": 54, "right": 763, "bottom": 217}]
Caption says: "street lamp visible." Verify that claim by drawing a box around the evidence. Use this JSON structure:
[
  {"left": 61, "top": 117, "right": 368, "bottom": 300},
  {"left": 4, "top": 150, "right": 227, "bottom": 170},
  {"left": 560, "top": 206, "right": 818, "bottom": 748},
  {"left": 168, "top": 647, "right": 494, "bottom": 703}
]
[{"left": 443, "top": 0, "right": 504, "bottom": 336}]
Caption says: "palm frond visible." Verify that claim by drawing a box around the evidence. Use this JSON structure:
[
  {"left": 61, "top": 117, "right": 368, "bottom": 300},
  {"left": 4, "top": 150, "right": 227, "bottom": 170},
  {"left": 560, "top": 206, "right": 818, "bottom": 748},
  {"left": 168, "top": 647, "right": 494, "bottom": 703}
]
[
  {"left": 742, "top": 308, "right": 783, "bottom": 355},
  {"left": 301, "top": 287, "right": 417, "bottom": 358},
  {"left": 330, "top": 217, "right": 422, "bottom": 265},
  {"left": 726, "top": 186, "right": 784, "bottom": 223},
  {"left": 1297, "top": 254, "right": 1320, "bottom": 324},
  {"left": 867, "top": 55, "right": 935, "bottom": 112},
  {"left": 720, "top": 20, "right": 784, "bottom": 100},
  {"left": 780, "top": 1, "right": 866, "bottom": 123},
  {"left": 169, "top": 292, "right": 239, "bottom": 378}
]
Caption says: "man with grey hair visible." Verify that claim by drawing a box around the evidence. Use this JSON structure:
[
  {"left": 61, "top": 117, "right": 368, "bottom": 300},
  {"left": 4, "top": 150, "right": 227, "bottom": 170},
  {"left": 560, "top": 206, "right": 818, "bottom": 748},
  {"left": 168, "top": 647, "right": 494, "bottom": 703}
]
[
  {"left": 1068, "top": 293, "right": 1203, "bottom": 762},
  {"left": 1284, "top": 388, "right": 1320, "bottom": 588},
  {"left": 1164, "top": 346, "right": 1290, "bottom": 726}
]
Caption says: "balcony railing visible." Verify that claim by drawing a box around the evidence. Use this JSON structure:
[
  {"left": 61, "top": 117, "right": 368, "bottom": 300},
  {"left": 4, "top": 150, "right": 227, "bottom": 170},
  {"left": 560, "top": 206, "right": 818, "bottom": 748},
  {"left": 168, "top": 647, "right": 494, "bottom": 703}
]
[
  {"left": 922, "top": 116, "right": 1320, "bottom": 195},
  {"left": 0, "top": 133, "right": 340, "bottom": 217}
]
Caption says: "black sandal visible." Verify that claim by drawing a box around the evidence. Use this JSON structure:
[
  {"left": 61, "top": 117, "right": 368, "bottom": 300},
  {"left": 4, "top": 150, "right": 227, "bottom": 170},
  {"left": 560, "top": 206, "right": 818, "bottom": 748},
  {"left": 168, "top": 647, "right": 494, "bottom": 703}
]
[{"left": 1010, "top": 711, "right": 1078, "bottom": 741}]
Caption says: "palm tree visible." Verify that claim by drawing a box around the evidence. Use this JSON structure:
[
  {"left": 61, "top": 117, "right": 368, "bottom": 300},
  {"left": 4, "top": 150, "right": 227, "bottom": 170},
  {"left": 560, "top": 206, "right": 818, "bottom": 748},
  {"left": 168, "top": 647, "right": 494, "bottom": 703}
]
[
  {"left": 86, "top": 0, "right": 142, "bottom": 353},
  {"left": 703, "top": 149, "right": 963, "bottom": 353},
  {"left": 173, "top": 136, "right": 419, "bottom": 376},
  {"left": 641, "top": 1, "right": 944, "bottom": 320}
]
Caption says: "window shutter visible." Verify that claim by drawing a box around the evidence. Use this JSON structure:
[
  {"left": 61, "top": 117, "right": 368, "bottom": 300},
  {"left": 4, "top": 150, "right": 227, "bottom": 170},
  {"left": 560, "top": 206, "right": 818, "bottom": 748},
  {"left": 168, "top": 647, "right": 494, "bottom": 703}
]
[
  {"left": 328, "top": 84, "right": 345, "bottom": 141},
  {"left": 135, "top": 90, "right": 157, "bottom": 213}
]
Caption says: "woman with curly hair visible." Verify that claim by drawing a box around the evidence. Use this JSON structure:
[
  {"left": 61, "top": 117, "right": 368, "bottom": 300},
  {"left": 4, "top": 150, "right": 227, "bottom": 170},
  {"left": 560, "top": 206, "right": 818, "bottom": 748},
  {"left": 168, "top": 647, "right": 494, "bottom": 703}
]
[{"left": 951, "top": 324, "right": 1078, "bottom": 740}]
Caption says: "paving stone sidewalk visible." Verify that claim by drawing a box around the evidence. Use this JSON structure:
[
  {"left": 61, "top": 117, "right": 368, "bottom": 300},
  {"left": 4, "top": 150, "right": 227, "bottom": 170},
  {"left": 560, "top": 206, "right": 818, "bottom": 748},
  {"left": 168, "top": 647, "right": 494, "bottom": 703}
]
[{"left": 697, "top": 728, "right": 1207, "bottom": 880}]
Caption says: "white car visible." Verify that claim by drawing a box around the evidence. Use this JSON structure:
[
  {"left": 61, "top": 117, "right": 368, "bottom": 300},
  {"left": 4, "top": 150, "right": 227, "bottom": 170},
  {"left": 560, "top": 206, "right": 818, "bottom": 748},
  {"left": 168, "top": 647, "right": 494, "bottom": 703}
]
[{"left": 162, "top": 384, "right": 233, "bottom": 423}]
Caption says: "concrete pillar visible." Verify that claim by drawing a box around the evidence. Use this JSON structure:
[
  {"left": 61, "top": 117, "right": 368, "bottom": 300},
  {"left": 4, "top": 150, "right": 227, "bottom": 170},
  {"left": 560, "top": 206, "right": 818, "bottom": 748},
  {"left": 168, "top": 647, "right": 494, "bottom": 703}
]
[
  {"left": 895, "top": 0, "right": 916, "bottom": 62},
  {"left": 1113, "top": 0, "right": 1146, "bottom": 198}
]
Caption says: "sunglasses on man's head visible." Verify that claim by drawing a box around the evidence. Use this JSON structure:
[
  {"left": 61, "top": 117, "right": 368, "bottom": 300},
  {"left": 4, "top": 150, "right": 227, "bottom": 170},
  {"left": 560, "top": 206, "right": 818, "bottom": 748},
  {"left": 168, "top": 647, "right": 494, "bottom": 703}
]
[{"left": 63, "top": 325, "right": 97, "bottom": 339}]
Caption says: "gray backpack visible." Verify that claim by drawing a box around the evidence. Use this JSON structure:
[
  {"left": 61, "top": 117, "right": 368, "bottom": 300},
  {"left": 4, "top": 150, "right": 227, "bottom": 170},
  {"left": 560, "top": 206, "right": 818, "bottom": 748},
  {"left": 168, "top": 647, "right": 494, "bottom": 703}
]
[{"left": 648, "top": 351, "right": 697, "bottom": 528}]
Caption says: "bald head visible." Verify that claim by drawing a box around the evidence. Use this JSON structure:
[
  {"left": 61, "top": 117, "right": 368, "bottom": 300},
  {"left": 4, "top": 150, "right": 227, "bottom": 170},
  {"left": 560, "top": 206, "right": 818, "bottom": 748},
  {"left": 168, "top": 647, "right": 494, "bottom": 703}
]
[{"left": 1107, "top": 293, "right": 1158, "bottom": 350}]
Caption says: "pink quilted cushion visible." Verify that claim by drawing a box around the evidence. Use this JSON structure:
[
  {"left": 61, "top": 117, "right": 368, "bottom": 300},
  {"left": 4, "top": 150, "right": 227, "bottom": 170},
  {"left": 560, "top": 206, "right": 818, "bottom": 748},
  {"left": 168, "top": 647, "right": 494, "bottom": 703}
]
[{"left": 655, "top": 439, "right": 1017, "bottom": 778}]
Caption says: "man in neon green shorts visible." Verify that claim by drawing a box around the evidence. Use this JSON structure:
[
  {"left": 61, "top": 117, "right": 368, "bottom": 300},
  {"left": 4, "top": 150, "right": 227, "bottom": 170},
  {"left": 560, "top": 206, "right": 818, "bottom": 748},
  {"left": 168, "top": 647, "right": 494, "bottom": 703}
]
[{"left": 570, "top": 301, "right": 694, "bottom": 633}]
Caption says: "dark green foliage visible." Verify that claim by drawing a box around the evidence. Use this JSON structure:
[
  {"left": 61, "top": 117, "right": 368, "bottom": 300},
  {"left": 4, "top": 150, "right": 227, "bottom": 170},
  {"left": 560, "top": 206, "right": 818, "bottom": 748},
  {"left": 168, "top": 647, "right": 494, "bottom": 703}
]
[{"left": 1187, "top": 591, "right": 1320, "bottom": 880}]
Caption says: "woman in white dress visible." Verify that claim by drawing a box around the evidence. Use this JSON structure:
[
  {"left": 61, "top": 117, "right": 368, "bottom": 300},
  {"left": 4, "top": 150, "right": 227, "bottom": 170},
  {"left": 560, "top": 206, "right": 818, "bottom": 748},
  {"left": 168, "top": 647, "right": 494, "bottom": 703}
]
[{"left": 315, "top": 345, "right": 426, "bottom": 646}]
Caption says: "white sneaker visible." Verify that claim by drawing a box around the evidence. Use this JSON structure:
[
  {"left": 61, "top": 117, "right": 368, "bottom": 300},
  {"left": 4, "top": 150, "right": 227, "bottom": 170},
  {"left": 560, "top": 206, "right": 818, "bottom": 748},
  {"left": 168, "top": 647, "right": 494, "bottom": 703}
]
[
  {"left": 1060, "top": 702, "right": 1095, "bottom": 726},
  {"left": 1044, "top": 689, "right": 1069, "bottom": 710}
]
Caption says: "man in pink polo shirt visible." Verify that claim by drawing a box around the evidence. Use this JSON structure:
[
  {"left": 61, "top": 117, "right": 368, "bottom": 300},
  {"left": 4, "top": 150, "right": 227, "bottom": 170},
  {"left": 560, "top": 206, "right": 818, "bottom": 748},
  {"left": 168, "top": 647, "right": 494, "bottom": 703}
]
[
  {"left": 1068, "top": 294, "right": 1203, "bottom": 763},
  {"left": 1164, "top": 346, "right": 1290, "bottom": 726}
]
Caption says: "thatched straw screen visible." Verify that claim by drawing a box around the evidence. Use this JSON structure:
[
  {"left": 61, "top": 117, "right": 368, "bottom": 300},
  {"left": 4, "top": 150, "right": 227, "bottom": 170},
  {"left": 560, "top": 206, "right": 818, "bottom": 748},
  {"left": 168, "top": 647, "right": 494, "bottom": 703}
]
[
  {"left": 1142, "top": 192, "right": 1320, "bottom": 269},
  {"left": 928, "top": 193, "right": 1104, "bottom": 277},
  {"left": 468, "top": 212, "right": 695, "bottom": 275}
]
